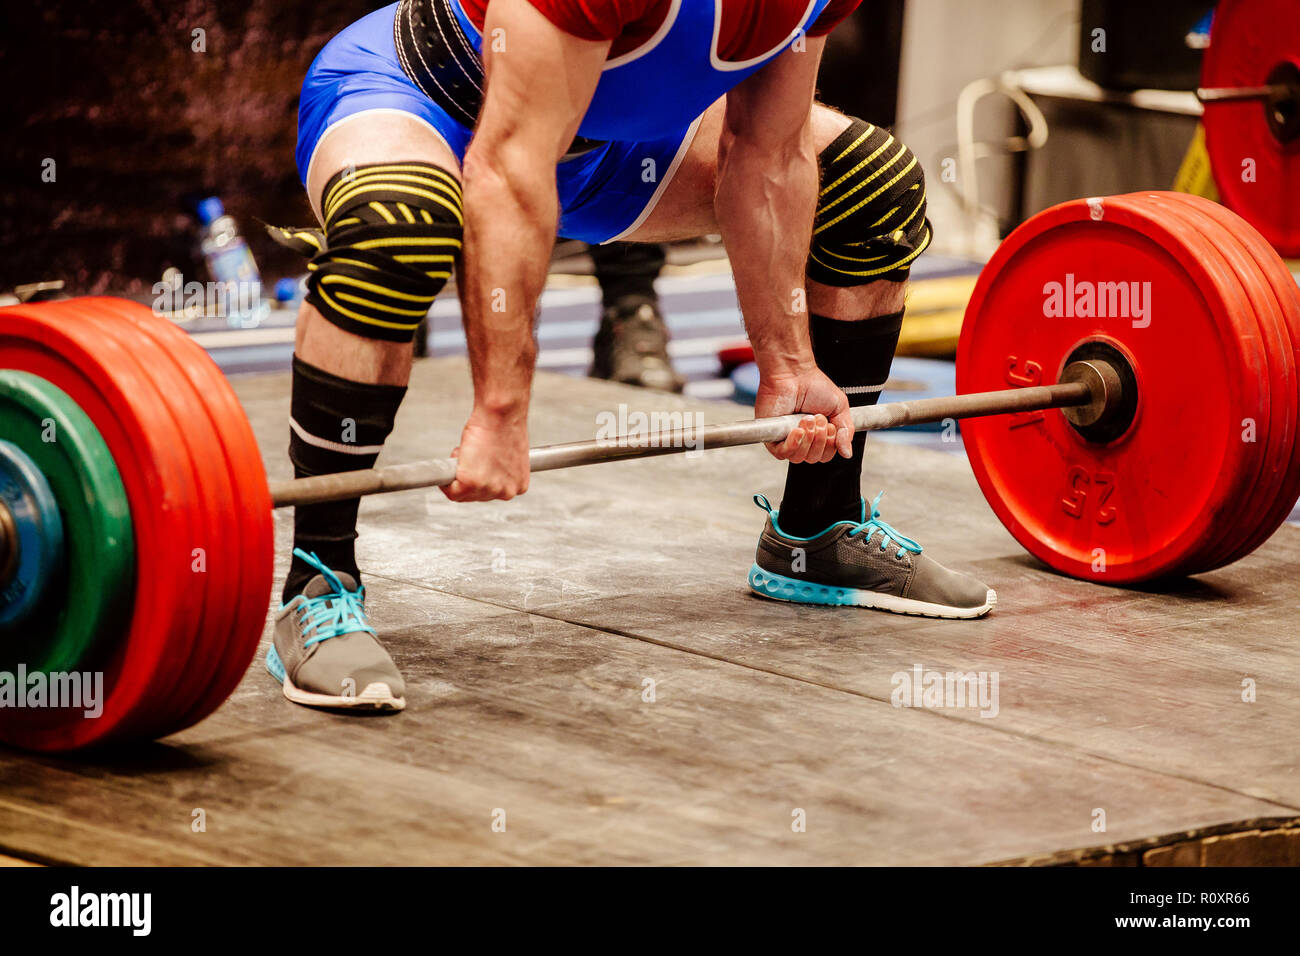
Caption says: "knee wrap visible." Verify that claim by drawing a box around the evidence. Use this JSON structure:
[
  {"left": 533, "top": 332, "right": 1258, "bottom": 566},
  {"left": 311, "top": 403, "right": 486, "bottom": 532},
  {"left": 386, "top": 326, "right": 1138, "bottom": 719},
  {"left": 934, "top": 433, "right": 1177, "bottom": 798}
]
[
  {"left": 808, "top": 119, "right": 931, "bottom": 286},
  {"left": 276, "top": 162, "right": 463, "bottom": 342}
]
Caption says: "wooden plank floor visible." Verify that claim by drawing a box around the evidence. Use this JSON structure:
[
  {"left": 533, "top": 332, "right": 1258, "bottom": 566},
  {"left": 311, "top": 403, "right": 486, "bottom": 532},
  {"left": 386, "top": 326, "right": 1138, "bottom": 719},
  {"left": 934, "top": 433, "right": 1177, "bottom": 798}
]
[{"left": 1, "top": 358, "right": 1297, "bottom": 865}]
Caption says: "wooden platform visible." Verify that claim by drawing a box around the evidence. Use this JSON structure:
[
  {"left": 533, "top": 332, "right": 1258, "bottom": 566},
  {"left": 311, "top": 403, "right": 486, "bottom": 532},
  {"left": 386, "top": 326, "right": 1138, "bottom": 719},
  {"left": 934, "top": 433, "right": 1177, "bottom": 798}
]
[{"left": 1, "top": 358, "right": 1298, "bottom": 865}]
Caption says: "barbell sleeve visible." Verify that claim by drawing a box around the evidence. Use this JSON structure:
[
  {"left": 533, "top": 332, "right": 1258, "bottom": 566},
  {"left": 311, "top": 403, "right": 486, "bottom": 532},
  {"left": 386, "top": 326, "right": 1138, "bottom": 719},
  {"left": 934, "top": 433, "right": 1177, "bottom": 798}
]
[
  {"left": 0, "top": 502, "right": 17, "bottom": 588},
  {"left": 1196, "top": 83, "right": 1290, "bottom": 103},
  {"left": 267, "top": 374, "right": 1097, "bottom": 508}
]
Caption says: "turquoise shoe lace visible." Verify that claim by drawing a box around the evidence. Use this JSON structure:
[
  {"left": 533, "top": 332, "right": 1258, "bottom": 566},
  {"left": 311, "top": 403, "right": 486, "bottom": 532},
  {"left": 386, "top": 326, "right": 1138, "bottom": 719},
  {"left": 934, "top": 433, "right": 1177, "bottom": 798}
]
[
  {"left": 753, "top": 491, "right": 923, "bottom": 560},
  {"left": 287, "top": 548, "right": 376, "bottom": 648},
  {"left": 845, "top": 492, "right": 923, "bottom": 561}
]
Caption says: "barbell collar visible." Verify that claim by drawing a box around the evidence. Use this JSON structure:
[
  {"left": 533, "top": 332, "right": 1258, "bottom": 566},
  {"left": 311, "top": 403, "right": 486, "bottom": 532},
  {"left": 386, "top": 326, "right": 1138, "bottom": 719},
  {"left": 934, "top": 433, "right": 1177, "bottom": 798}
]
[
  {"left": 1059, "top": 358, "right": 1123, "bottom": 428},
  {"left": 268, "top": 372, "right": 1101, "bottom": 508},
  {"left": 0, "top": 501, "right": 15, "bottom": 588}
]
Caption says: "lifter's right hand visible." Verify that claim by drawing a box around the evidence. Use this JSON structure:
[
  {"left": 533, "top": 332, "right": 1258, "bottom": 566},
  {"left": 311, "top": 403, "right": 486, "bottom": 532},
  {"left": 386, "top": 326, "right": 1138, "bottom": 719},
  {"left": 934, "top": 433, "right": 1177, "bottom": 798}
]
[
  {"left": 754, "top": 366, "right": 854, "bottom": 464},
  {"left": 442, "top": 406, "right": 531, "bottom": 502}
]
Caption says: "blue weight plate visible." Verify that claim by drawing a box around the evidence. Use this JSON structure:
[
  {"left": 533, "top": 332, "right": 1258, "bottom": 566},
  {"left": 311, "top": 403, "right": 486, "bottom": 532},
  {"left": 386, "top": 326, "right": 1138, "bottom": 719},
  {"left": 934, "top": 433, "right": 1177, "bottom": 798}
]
[{"left": 0, "top": 439, "right": 64, "bottom": 630}]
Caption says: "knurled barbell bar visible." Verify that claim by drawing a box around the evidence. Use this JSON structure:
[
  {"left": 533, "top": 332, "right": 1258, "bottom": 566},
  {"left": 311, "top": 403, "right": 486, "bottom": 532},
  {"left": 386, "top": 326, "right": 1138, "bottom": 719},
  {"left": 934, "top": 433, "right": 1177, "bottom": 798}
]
[
  {"left": 1198, "top": 83, "right": 1296, "bottom": 104},
  {"left": 0, "top": 189, "right": 1296, "bottom": 752},
  {"left": 266, "top": 362, "right": 1110, "bottom": 507},
  {"left": 0, "top": 363, "right": 1108, "bottom": 569}
]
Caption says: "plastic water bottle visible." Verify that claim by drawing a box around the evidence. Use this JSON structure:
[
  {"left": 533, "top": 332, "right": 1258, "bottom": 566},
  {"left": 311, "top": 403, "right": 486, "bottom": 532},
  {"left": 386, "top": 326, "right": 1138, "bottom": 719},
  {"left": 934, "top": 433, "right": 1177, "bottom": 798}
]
[{"left": 197, "top": 197, "right": 270, "bottom": 328}]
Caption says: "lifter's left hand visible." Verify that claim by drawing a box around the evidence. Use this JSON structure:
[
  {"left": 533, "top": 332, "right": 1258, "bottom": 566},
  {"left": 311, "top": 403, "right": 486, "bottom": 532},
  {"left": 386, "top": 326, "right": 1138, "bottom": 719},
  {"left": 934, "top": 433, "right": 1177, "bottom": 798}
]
[
  {"left": 442, "top": 406, "right": 531, "bottom": 501},
  {"left": 755, "top": 366, "right": 854, "bottom": 463}
]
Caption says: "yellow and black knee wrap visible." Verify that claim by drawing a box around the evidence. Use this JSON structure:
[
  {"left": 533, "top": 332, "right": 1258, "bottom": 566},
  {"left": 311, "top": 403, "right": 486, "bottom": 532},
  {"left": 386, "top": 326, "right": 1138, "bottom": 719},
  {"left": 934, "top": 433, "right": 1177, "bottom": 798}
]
[
  {"left": 809, "top": 119, "right": 931, "bottom": 286},
  {"left": 289, "top": 162, "right": 462, "bottom": 342}
]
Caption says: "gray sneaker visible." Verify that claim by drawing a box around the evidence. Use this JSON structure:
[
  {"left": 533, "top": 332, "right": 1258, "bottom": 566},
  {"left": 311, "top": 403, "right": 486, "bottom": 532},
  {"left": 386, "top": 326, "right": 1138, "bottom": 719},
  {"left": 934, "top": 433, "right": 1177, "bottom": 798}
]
[
  {"left": 748, "top": 493, "right": 996, "bottom": 619},
  {"left": 267, "top": 549, "right": 406, "bottom": 710}
]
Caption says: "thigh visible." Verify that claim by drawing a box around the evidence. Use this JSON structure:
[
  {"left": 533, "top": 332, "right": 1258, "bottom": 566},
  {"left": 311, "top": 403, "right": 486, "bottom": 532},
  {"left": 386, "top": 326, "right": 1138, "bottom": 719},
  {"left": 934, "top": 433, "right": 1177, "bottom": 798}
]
[
  {"left": 304, "top": 110, "right": 463, "bottom": 225},
  {"left": 621, "top": 100, "right": 855, "bottom": 243},
  {"left": 295, "top": 1, "right": 471, "bottom": 214},
  {"left": 295, "top": 110, "right": 464, "bottom": 383}
]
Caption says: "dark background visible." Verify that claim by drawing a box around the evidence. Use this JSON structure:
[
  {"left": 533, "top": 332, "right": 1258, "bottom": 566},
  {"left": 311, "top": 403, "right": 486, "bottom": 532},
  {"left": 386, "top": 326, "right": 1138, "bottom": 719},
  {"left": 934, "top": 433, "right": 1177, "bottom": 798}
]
[{"left": 0, "top": 0, "right": 903, "bottom": 294}]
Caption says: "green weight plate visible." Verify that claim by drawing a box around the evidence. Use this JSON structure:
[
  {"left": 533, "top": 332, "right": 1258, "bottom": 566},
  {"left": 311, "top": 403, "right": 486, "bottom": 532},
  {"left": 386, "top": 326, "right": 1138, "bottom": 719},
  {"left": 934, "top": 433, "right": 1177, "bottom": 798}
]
[{"left": 0, "top": 370, "right": 134, "bottom": 672}]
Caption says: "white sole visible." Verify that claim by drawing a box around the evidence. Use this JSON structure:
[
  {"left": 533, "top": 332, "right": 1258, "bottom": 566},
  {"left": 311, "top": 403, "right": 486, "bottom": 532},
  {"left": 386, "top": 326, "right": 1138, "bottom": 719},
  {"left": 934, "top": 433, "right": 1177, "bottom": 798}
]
[
  {"left": 268, "top": 644, "right": 406, "bottom": 711},
  {"left": 281, "top": 675, "right": 406, "bottom": 711}
]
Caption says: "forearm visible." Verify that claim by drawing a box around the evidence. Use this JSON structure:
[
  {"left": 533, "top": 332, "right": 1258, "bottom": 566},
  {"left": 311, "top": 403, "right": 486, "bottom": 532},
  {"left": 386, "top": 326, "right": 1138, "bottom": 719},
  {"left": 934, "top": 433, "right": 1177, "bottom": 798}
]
[
  {"left": 715, "top": 122, "right": 820, "bottom": 380},
  {"left": 459, "top": 143, "right": 555, "bottom": 419}
]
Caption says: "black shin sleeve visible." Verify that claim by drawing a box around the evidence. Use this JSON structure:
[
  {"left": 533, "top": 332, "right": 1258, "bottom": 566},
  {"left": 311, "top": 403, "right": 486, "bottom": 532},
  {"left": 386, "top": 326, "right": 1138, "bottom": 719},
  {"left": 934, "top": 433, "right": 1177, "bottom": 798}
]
[{"left": 777, "top": 311, "right": 904, "bottom": 537}]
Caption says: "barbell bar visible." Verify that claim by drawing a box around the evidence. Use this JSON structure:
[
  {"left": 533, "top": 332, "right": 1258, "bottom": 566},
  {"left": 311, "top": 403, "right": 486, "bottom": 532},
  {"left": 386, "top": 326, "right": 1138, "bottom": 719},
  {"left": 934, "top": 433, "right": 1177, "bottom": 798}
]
[
  {"left": 1196, "top": 83, "right": 1293, "bottom": 104},
  {"left": 267, "top": 364, "right": 1106, "bottom": 507},
  {"left": 0, "top": 366, "right": 1102, "bottom": 549}
]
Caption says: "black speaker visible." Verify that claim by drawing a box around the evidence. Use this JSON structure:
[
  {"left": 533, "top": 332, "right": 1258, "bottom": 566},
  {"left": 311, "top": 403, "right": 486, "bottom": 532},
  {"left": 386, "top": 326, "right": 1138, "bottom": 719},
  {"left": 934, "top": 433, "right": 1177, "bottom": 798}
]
[
  {"left": 818, "top": 0, "right": 907, "bottom": 125},
  {"left": 1077, "top": 0, "right": 1212, "bottom": 91}
]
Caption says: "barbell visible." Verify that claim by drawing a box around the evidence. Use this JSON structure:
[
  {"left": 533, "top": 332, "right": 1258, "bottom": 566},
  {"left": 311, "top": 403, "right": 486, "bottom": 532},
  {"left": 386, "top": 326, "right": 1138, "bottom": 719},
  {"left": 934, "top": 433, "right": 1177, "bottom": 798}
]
[
  {"left": 1, "top": 190, "right": 1298, "bottom": 752},
  {"left": 1194, "top": 0, "right": 1300, "bottom": 255},
  {"left": 266, "top": 371, "right": 1104, "bottom": 506}
]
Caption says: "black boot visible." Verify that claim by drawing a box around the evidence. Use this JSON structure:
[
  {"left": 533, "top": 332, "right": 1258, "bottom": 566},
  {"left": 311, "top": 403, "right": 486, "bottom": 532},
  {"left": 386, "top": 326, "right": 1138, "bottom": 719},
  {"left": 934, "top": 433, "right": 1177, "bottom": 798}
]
[{"left": 589, "top": 295, "right": 686, "bottom": 393}]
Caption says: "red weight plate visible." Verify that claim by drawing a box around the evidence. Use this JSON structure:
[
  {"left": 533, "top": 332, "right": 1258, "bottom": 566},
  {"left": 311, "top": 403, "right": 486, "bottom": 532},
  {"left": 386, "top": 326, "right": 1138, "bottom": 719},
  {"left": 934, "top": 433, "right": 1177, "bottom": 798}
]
[
  {"left": 89, "top": 299, "right": 265, "bottom": 735},
  {"left": 50, "top": 301, "right": 220, "bottom": 737},
  {"left": 1201, "top": 0, "right": 1300, "bottom": 255},
  {"left": 957, "top": 194, "right": 1269, "bottom": 583},
  {"left": 718, "top": 343, "right": 754, "bottom": 371},
  {"left": 1118, "top": 195, "right": 1286, "bottom": 571},
  {"left": 90, "top": 298, "right": 272, "bottom": 736},
  {"left": 1162, "top": 195, "right": 1300, "bottom": 568},
  {"left": 0, "top": 301, "right": 204, "bottom": 750},
  {"left": 1146, "top": 193, "right": 1298, "bottom": 570},
  {"left": 1102, "top": 193, "right": 1274, "bottom": 575},
  {"left": 58, "top": 299, "right": 243, "bottom": 737}
]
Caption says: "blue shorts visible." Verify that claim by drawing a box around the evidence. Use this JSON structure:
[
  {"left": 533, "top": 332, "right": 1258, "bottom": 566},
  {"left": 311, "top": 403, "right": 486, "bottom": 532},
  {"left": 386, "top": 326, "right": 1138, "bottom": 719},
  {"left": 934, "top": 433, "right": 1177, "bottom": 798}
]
[{"left": 295, "top": 3, "right": 699, "bottom": 244}]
